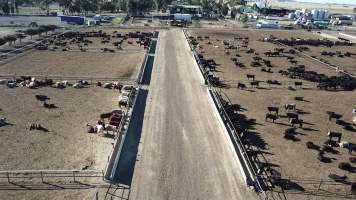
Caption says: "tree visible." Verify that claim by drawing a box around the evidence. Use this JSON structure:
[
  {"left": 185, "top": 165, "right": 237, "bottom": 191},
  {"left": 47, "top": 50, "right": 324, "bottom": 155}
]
[
  {"left": 101, "top": 1, "right": 116, "bottom": 12},
  {"left": 24, "top": 29, "right": 39, "bottom": 39},
  {"left": 227, "top": 0, "right": 246, "bottom": 7},
  {"left": 15, "top": 33, "right": 26, "bottom": 44},
  {"left": 252, "top": 3, "right": 259, "bottom": 12},
  {"left": 39, "top": 0, "right": 55, "bottom": 15},
  {"left": 1, "top": 2, "right": 10, "bottom": 15},
  {"left": 239, "top": 13, "right": 248, "bottom": 23},
  {"left": 221, "top": 3, "right": 229, "bottom": 16},
  {"left": 128, "top": 0, "right": 154, "bottom": 15},
  {"left": 3, "top": 35, "right": 17, "bottom": 46},
  {"left": 353, "top": 7, "right": 356, "bottom": 13},
  {"left": 230, "top": 7, "right": 238, "bottom": 19}
]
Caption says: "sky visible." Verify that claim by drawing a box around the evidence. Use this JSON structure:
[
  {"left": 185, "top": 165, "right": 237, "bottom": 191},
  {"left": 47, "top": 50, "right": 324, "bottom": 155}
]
[{"left": 295, "top": 0, "right": 356, "bottom": 5}]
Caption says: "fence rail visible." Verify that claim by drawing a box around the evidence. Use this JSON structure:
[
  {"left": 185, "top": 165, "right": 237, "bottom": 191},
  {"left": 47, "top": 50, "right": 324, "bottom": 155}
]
[
  {"left": 0, "top": 170, "right": 104, "bottom": 183},
  {"left": 183, "top": 29, "right": 266, "bottom": 198},
  {"left": 0, "top": 74, "right": 135, "bottom": 83}
]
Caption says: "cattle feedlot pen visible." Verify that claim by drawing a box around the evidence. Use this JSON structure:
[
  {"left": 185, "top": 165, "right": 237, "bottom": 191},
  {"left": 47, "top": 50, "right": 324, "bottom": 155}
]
[{"left": 183, "top": 29, "right": 266, "bottom": 198}]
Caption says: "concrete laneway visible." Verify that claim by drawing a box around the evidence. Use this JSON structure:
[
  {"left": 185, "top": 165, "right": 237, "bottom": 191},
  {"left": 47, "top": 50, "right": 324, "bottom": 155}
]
[{"left": 129, "top": 29, "right": 257, "bottom": 200}]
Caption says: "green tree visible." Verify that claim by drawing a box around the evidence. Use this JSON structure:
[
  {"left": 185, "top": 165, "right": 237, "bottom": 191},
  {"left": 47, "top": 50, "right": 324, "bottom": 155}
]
[
  {"left": 15, "top": 33, "right": 26, "bottom": 44},
  {"left": 3, "top": 35, "right": 17, "bottom": 46},
  {"left": 24, "top": 29, "right": 39, "bottom": 39},
  {"left": 230, "top": 7, "right": 238, "bottom": 19},
  {"left": 252, "top": 3, "right": 259, "bottom": 12},
  {"left": 39, "top": 0, "right": 55, "bottom": 15},
  {"left": 101, "top": 1, "right": 116, "bottom": 12},
  {"left": 239, "top": 13, "right": 248, "bottom": 23},
  {"left": 1, "top": 2, "right": 10, "bottom": 15},
  {"left": 221, "top": 3, "right": 229, "bottom": 16},
  {"left": 128, "top": 0, "right": 154, "bottom": 15},
  {"left": 353, "top": 7, "right": 356, "bottom": 13},
  {"left": 227, "top": 0, "right": 246, "bottom": 7}
]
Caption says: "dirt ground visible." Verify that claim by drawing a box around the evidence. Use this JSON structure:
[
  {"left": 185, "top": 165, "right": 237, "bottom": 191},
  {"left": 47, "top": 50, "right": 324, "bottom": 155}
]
[
  {"left": 0, "top": 28, "right": 146, "bottom": 200},
  {"left": 0, "top": 50, "right": 144, "bottom": 78},
  {"left": 188, "top": 28, "right": 356, "bottom": 199}
]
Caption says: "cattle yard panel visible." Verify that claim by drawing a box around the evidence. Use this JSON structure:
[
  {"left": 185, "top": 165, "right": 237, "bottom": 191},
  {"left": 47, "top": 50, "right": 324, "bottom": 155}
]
[
  {"left": 0, "top": 170, "right": 105, "bottom": 184},
  {"left": 0, "top": 74, "right": 135, "bottom": 84},
  {"left": 183, "top": 29, "right": 267, "bottom": 197}
]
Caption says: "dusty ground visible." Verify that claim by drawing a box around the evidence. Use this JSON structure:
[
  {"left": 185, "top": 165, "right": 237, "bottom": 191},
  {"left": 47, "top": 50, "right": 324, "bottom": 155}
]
[
  {"left": 188, "top": 28, "right": 356, "bottom": 199},
  {"left": 0, "top": 50, "right": 144, "bottom": 78},
  {"left": 0, "top": 28, "right": 147, "bottom": 200}
]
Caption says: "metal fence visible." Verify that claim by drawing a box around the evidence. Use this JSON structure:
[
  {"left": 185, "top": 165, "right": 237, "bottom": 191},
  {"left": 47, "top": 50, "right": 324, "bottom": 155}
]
[
  {"left": 0, "top": 170, "right": 105, "bottom": 184},
  {"left": 183, "top": 29, "right": 267, "bottom": 198},
  {"left": 0, "top": 74, "right": 135, "bottom": 83}
]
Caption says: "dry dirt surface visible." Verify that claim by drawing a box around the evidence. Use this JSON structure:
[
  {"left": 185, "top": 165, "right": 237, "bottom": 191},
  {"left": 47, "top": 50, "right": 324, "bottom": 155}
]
[
  {"left": 0, "top": 28, "right": 147, "bottom": 200},
  {"left": 188, "top": 28, "right": 356, "bottom": 199},
  {"left": 0, "top": 50, "right": 144, "bottom": 78}
]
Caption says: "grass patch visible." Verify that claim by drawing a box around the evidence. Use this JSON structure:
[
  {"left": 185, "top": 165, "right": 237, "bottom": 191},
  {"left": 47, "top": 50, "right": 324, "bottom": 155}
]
[{"left": 112, "top": 17, "right": 124, "bottom": 26}]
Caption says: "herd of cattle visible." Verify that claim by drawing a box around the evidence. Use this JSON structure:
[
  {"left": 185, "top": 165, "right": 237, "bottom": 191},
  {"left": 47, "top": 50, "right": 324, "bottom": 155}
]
[
  {"left": 0, "top": 79, "right": 134, "bottom": 136},
  {"left": 35, "top": 30, "right": 153, "bottom": 52},
  {"left": 264, "top": 36, "right": 354, "bottom": 47},
  {"left": 188, "top": 32, "right": 356, "bottom": 191}
]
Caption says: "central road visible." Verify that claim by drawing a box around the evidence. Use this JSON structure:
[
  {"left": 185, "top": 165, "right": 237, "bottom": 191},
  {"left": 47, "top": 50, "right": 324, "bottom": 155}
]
[{"left": 130, "top": 29, "right": 256, "bottom": 199}]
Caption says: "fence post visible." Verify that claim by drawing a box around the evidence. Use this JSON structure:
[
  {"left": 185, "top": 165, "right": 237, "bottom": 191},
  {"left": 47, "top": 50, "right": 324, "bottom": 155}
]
[
  {"left": 41, "top": 171, "right": 44, "bottom": 183},
  {"left": 7, "top": 172, "right": 10, "bottom": 183},
  {"left": 73, "top": 171, "right": 76, "bottom": 182}
]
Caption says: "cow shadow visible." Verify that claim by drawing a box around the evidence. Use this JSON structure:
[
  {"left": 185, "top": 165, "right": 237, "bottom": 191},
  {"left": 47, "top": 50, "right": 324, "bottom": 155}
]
[
  {"left": 302, "top": 127, "right": 319, "bottom": 132},
  {"left": 243, "top": 131, "right": 268, "bottom": 150},
  {"left": 0, "top": 122, "right": 14, "bottom": 127},
  {"left": 276, "top": 179, "right": 305, "bottom": 191}
]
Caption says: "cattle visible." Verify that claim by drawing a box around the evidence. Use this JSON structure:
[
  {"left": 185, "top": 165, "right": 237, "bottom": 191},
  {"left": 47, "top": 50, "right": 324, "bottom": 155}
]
[
  {"left": 284, "top": 128, "right": 297, "bottom": 140},
  {"left": 290, "top": 118, "right": 303, "bottom": 127},
  {"left": 237, "top": 83, "right": 246, "bottom": 89},
  {"left": 73, "top": 82, "right": 83, "bottom": 89},
  {"left": 6, "top": 81, "right": 16, "bottom": 88},
  {"left": 29, "top": 123, "right": 48, "bottom": 131},
  {"left": 267, "top": 106, "right": 279, "bottom": 115},
  {"left": 340, "top": 142, "right": 356, "bottom": 154},
  {"left": 339, "top": 162, "right": 352, "bottom": 171},
  {"left": 285, "top": 103, "right": 296, "bottom": 111},
  {"left": 0, "top": 118, "right": 6, "bottom": 126},
  {"left": 294, "top": 82, "right": 303, "bottom": 88},
  {"left": 27, "top": 81, "right": 37, "bottom": 89},
  {"left": 100, "top": 112, "right": 112, "bottom": 119},
  {"left": 306, "top": 141, "right": 320, "bottom": 150},
  {"left": 327, "top": 111, "right": 343, "bottom": 121},
  {"left": 35, "top": 95, "right": 48, "bottom": 101},
  {"left": 286, "top": 112, "right": 299, "bottom": 120},
  {"left": 294, "top": 96, "right": 304, "bottom": 101},
  {"left": 53, "top": 82, "right": 66, "bottom": 89},
  {"left": 43, "top": 101, "right": 56, "bottom": 109},
  {"left": 250, "top": 81, "right": 259, "bottom": 88},
  {"left": 103, "top": 82, "right": 113, "bottom": 89},
  {"left": 328, "top": 131, "right": 342, "bottom": 142},
  {"left": 265, "top": 113, "right": 278, "bottom": 123}
]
